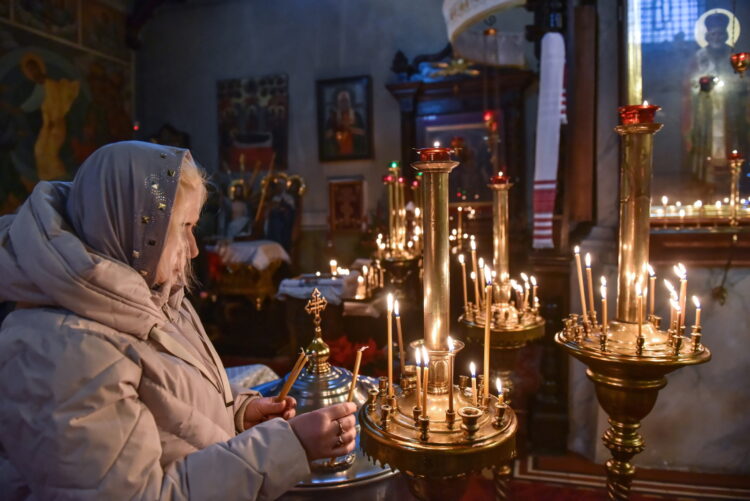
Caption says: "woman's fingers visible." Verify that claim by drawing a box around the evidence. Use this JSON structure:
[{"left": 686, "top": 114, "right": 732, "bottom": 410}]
[
  {"left": 330, "top": 428, "right": 357, "bottom": 457},
  {"left": 323, "top": 402, "right": 356, "bottom": 421}
]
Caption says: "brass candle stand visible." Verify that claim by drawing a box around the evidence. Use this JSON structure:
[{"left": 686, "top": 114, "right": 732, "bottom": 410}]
[
  {"left": 459, "top": 175, "right": 545, "bottom": 397},
  {"left": 555, "top": 104, "right": 711, "bottom": 500},
  {"left": 360, "top": 148, "right": 518, "bottom": 501}
]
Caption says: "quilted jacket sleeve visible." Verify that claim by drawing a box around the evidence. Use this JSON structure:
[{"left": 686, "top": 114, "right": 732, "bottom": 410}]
[{"left": 0, "top": 321, "right": 310, "bottom": 501}]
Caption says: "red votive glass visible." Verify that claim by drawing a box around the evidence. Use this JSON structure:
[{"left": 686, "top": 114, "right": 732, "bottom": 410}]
[
  {"left": 489, "top": 172, "right": 509, "bottom": 184},
  {"left": 618, "top": 103, "right": 661, "bottom": 125},
  {"left": 416, "top": 147, "right": 455, "bottom": 162},
  {"left": 728, "top": 150, "right": 744, "bottom": 162},
  {"left": 730, "top": 52, "right": 749, "bottom": 74},
  {"left": 382, "top": 174, "right": 395, "bottom": 184}
]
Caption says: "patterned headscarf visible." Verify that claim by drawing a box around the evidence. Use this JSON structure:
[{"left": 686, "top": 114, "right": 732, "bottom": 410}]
[{"left": 66, "top": 141, "right": 190, "bottom": 287}]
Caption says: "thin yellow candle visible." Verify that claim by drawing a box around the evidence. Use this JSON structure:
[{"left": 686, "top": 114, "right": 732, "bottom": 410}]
[
  {"left": 457, "top": 206, "right": 463, "bottom": 236},
  {"left": 447, "top": 336, "right": 455, "bottom": 413},
  {"left": 674, "top": 263, "right": 687, "bottom": 327},
  {"left": 421, "top": 346, "right": 430, "bottom": 411},
  {"left": 471, "top": 240, "right": 480, "bottom": 308},
  {"left": 393, "top": 300, "right": 406, "bottom": 373},
  {"left": 496, "top": 377, "right": 504, "bottom": 405},
  {"left": 479, "top": 257, "right": 486, "bottom": 305},
  {"left": 386, "top": 293, "right": 394, "bottom": 397},
  {"left": 470, "top": 271, "right": 478, "bottom": 307},
  {"left": 600, "top": 277, "right": 608, "bottom": 330},
  {"left": 574, "top": 246, "right": 588, "bottom": 320},
  {"left": 692, "top": 296, "right": 701, "bottom": 328},
  {"left": 520, "top": 272, "right": 529, "bottom": 310},
  {"left": 414, "top": 348, "right": 422, "bottom": 409},
  {"left": 483, "top": 266, "right": 492, "bottom": 401},
  {"left": 470, "top": 361, "right": 477, "bottom": 406},
  {"left": 277, "top": 351, "right": 308, "bottom": 401},
  {"left": 648, "top": 264, "right": 656, "bottom": 316},
  {"left": 585, "top": 253, "right": 595, "bottom": 319},
  {"left": 329, "top": 259, "right": 337, "bottom": 275},
  {"left": 636, "top": 282, "right": 643, "bottom": 339},
  {"left": 347, "top": 346, "right": 368, "bottom": 402},
  {"left": 458, "top": 254, "right": 469, "bottom": 312},
  {"left": 530, "top": 275, "right": 538, "bottom": 308}
]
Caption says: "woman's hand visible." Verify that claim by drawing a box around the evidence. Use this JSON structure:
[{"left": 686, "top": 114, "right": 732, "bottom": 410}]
[
  {"left": 289, "top": 402, "right": 357, "bottom": 460},
  {"left": 243, "top": 396, "right": 296, "bottom": 429}
]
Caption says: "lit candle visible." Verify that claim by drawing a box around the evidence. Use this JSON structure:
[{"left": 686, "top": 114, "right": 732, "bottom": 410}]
[
  {"left": 347, "top": 346, "right": 368, "bottom": 402},
  {"left": 386, "top": 293, "right": 394, "bottom": 397},
  {"left": 470, "top": 271, "right": 478, "bottom": 308},
  {"left": 483, "top": 266, "right": 492, "bottom": 401},
  {"left": 421, "top": 346, "right": 430, "bottom": 411},
  {"left": 479, "top": 258, "right": 486, "bottom": 306},
  {"left": 459, "top": 254, "right": 468, "bottom": 312},
  {"left": 414, "top": 348, "right": 422, "bottom": 409},
  {"left": 394, "top": 300, "right": 406, "bottom": 373},
  {"left": 574, "top": 246, "right": 589, "bottom": 320},
  {"left": 513, "top": 282, "right": 524, "bottom": 308},
  {"left": 448, "top": 336, "right": 455, "bottom": 413},
  {"left": 669, "top": 298, "right": 679, "bottom": 330},
  {"left": 600, "top": 277, "right": 608, "bottom": 330},
  {"left": 585, "top": 253, "right": 595, "bottom": 321},
  {"left": 470, "top": 361, "right": 477, "bottom": 406},
  {"left": 356, "top": 275, "right": 365, "bottom": 298},
  {"left": 530, "top": 276, "right": 538, "bottom": 309},
  {"left": 496, "top": 377, "right": 504, "bottom": 405},
  {"left": 647, "top": 264, "right": 656, "bottom": 316},
  {"left": 636, "top": 281, "right": 643, "bottom": 339},
  {"left": 674, "top": 263, "right": 687, "bottom": 327},
  {"left": 471, "top": 240, "right": 480, "bottom": 309},
  {"left": 329, "top": 259, "right": 337, "bottom": 275},
  {"left": 520, "top": 272, "right": 529, "bottom": 310},
  {"left": 661, "top": 195, "right": 668, "bottom": 208},
  {"left": 457, "top": 206, "right": 463, "bottom": 239},
  {"left": 692, "top": 296, "right": 701, "bottom": 328}
]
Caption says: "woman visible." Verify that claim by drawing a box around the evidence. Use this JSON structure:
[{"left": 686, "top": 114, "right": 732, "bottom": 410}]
[{"left": 0, "top": 141, "right": 357, "bottom": 500}]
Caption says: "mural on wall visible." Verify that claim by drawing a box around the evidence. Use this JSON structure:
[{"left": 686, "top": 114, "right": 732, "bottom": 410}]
[
  {"left": 14, "top": 0, "right": 78, "bottom": 42},
  {"left": 217, "top": 74, "right": 289, "bottom": 172},
  {"left": 82, "top": 0, "right": 129, "bottom": 61},
  {"left": 316, "top": 75, "right": 373, "bottom": 161},
  {"left": 0, "top": 10, "right": 133, "bottom": 214}
]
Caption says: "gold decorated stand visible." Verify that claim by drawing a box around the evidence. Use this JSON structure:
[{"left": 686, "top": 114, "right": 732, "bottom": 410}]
[
  {"left": 555, "top": 103, "right": 711, "bottom": 500},
  {"left": 360, "top": 148, "right": 517, "bottom": 501}
]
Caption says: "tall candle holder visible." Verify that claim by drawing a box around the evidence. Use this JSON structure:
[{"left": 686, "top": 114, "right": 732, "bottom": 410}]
[
  {"left": 360, "top": 148, "right": 517, "bottom": 501},
  {"left": 380, "top": 162, "right": 421, "bottom": 291},
  {"left": 458, "top": 173, "right": 545, "bottom": 397},
  {"left": 555, "top": 103, "right": 711, "bottom": 501},
  {"left": 728, "top": 150, "right": 744, "bottom": 227}
]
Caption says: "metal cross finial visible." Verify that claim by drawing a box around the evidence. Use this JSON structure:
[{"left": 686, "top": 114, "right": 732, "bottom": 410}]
[{"left": 305, "top": 288, "right": 328, "bottom": 333}]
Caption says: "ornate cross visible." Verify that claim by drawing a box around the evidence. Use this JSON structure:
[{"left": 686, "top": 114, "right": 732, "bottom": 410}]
[{"left": 305, "top": 288, "right": 328, "bottom": 334}]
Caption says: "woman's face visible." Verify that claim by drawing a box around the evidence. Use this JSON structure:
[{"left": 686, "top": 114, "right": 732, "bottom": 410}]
[{"left": 155, "top": 191, "right": 202, "bottom": 285}]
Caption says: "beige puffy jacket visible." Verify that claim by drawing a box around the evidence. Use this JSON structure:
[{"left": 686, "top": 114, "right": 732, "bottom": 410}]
[{"left": 0, "top": 181, "right": 310, "bottom": 499}]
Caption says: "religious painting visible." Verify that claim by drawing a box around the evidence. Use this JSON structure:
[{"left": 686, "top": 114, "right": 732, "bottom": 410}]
[
  {"left": 328, "top": 177, "right": 365, "bottom": 231},
  {"left": 14, "top": 0, "right": 78, "bottom": 42},
  {"left": 417, "top": 110, "right": 505, "bottom": 203},
  {"left": 217, "top": 74, "right": 289, "bottom": 172},
  {"left": 82, "top": 0, "right": 130, "bottom": 62},
  {"left": 628, "top": 0, "right": 750, "bottom": 206},
  {"left": 316, "top": 75, "right": 373, "bottom": 161},
  {"left": 0, "top": 23, "right": 133, "bottom": 214}
]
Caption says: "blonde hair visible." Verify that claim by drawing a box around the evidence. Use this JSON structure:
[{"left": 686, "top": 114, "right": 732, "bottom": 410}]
[{"left": 159, "top": 154, "right": 207, "bottom": 289}]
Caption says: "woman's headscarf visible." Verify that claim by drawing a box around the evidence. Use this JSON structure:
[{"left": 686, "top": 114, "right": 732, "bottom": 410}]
[{"left": 66, "top": 141, "right": 190, "bottom": 287}]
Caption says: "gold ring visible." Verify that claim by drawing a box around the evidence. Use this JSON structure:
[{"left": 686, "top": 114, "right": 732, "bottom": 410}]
[
  {"left": 335, "top": 435, "right": 344, "bottom": 448},
  {"left": 337, "top": 418, "right": 345, "bottom": 436}
]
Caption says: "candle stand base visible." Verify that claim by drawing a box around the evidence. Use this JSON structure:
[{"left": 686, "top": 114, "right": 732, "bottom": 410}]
[
  {"left": 359, "top": 387, "right": 517, "bottom": 501},
  {"left": 555, "top": 320, "right": 710, "bottom": 501}
]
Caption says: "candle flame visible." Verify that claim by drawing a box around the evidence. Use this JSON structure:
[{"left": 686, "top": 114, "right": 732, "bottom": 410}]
[
  {"left": 664, "top": 278, "right": 676, "bottom": 294},
  {"left": 643, "top": 100, "right": 649, "bottom": 106},
  {"left": 648, "top": 264, "right": 655, "bottom": 277},
  {"left": 692, "top": 296, "right": 700, "bottom": 309},
  {"left": 585, "top": 253, "right": 592, "bottom": 268},
  {"left": 330, "top": 259, "right": 337, "bottom": 267},
  {"left": 415, "top": 207, "right": 421, "bottom": 217},
  {"left": 393, "top": 299, "right": 399, "bottom": 316},
  {"left": 421, "top": 346, "right": 429, "bottom": 364},
  {"left": 415, "top": 347, "right": 421, "bottom": 366},
  {"left": 387, "top": 293, "right": 394, "bottom": 312},
  {"left": 600, "top": 284, "right": 607, "bottom": 299},
  {"left": 496, "top": 377, "right": 502, "bottom": 395},
  {"left": 469, "top": 361, "right": 476, "bottom": 377},
  {"left": 530, "top": 275, "right": 537, "bottom": 286},
  {"left": 679, "top": 209, "right": 685, "bottom": 217},
  {"left": 315, "top": 271, "right": 321, "bottom": 276},
  {"left": 520, "top": 272, "right": 529, "bottom": 283},
  {"left": 635, "top": 281, "right": 642, "bottom": 296},
  {"left": 451, "top": 228, "right": 457, "bottom": 235},
  {"left": 661, "top": 195, "right": 668, "bottom": 206},
  {"left": 458, "top": 254, "right": 465, "bottom": 264},
  {"left": 470, "top": 240, "right": 476, "bottom": 250},
  {"left": 357, "top": 275, "right": 364, "bottom": 284},
  {"left": 478, "top": 257, "right": 484, "bottom": 270},
  {"left": 484, "top": 265, "right": 492, "bottom": 284},
  {"left": 670, "top": 298, "right": 680, "bottom": 311},
  {"left": 433, "top": 140, "right": 440, "bottom": 148},
  {"left": 574, "top": 245, "right": 580, "bottom": 255},
  {"left": 498, "top": 171, "right": 503, "bottom": 177},
  {"left": 470, "top": 271, "right": 476, "bottom": 281},
  {"left": 600, "top": 276, "right": 607, "bottom": 286},
  {"left": 448, "top": 336, "right": 455, "bottom": 352},
  {"left": 694, "top": 200, "right": 702, "bottom": 208},
  {"left": 673, "top": 263, "right": 686, "bottom": 280}
]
